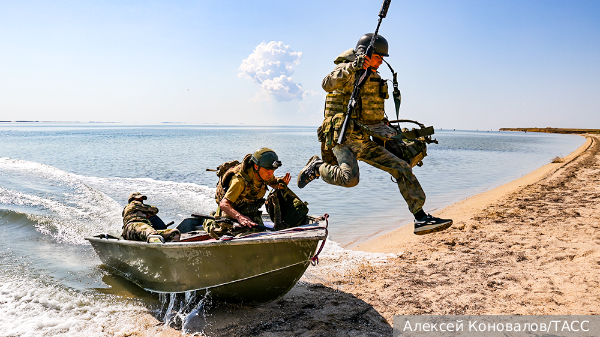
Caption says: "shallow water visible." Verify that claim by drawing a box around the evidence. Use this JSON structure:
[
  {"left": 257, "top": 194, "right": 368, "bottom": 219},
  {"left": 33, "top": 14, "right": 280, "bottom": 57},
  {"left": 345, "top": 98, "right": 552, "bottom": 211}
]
[{"left": 0, "top": 123, "right": 585, "bottom": 335}]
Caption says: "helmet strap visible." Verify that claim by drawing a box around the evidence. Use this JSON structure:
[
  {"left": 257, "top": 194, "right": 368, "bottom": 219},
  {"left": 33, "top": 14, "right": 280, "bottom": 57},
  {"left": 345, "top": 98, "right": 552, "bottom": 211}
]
[{"left": 253, "top": 164, "right": 265, "bottom": 182}]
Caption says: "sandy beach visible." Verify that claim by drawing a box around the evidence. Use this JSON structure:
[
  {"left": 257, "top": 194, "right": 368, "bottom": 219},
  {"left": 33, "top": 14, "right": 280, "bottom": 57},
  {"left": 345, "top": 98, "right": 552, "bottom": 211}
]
[{"left": 124, "top": 134, "right": 599, "bottom": 337}]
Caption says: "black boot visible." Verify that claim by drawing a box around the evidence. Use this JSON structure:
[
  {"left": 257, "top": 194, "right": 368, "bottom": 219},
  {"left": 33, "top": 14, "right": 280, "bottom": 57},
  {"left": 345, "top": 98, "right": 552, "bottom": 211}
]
[
  {"left": 297, "top": 155, "right": 323, "bottom": 188},
  {"left": 414, "top": 214, "right": 453, "bottom": 235}
]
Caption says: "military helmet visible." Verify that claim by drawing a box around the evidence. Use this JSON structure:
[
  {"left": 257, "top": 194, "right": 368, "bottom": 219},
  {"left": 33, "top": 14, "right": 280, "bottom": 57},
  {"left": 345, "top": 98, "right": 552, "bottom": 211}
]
[
  {"left": 250, "top": 148, "right": 282, "bottom": 170},
  {"left": 128, "top": 192, "right": 147, "bottom": 203},
  {"left": 355, "top": 33, "right": 389, "bottom": 57}
]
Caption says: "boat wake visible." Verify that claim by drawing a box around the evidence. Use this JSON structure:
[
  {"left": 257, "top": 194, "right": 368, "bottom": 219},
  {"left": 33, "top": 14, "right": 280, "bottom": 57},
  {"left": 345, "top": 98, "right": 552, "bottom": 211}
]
[{"left": 0, "top": 157, "right": 217, "bottom": 245}]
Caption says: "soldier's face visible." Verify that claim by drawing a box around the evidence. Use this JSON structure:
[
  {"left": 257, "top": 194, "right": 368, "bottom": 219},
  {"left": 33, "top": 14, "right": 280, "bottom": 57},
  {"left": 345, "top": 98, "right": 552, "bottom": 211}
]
[
  {"left": 371, "top": 54, "right": 383, "bottom": 69},
  {"left": 257, "top": 167, "right": 275, "bottom": 181}
]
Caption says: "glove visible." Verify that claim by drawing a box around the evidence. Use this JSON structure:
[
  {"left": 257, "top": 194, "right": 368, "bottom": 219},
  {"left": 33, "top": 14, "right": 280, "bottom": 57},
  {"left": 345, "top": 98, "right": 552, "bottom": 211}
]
[{"left": 350, "top": 54, "right": 366, "bottom": 72}]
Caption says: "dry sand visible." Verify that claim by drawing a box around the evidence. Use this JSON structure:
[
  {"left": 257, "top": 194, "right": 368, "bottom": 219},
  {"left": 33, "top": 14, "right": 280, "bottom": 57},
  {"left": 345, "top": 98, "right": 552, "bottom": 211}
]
[{"left": 128, "top": 134, "right": 600, "bottom": 337}]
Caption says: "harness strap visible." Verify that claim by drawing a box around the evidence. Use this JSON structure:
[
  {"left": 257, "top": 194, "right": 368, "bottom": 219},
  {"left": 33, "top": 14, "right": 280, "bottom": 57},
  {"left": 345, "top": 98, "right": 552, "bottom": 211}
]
[{"left": 382, "top": 59, "right": 401, "bottom": 120}]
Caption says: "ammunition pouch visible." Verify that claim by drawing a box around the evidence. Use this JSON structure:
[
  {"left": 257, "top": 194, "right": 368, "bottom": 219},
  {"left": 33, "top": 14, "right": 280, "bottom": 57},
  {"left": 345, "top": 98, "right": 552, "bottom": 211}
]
[
  {"left": 266, "top": 186, "right": 309, "bottom": 230},
  {"left": 320, "top": 112, "right": 352, "bottom": 150},
  {"left": 317, "top": 125, "right": 338, "bottom": 165}
]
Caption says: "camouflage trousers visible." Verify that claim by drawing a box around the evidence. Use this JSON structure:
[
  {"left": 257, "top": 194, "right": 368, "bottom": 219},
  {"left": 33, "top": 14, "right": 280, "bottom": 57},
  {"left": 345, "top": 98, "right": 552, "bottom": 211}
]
[
  {"left": 122, "top": 221, "right": 180, "bottom": 242},
  {"left": 203, "top": 204, "right": 264, "bottom": 239},
  {"left": 319, "top": 132, "right": 426, "bottom": 214}
]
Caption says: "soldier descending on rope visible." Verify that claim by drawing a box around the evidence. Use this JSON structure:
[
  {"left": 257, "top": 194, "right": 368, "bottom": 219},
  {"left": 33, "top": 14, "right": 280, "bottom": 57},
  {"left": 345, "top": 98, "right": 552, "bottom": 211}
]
[
  {"left": 203, "top": 148, "right": 296, "bottom": 239},
  {"left": 122, "top": 192, "right": 180, "bottom": 242},
  {"left": 297, "top": 34, "right": 453, "bottom": 235}
]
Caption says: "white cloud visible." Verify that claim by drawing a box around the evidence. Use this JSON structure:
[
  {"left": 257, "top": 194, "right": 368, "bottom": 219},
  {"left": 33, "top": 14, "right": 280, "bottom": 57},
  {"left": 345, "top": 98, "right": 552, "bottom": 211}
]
[{"left": 239, "top": 41, "right": 306, "bottom": 102}]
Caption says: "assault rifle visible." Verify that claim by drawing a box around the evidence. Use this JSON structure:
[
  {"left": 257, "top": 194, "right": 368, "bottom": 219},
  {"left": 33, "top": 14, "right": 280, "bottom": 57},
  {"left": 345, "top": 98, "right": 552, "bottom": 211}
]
[{"left": 337, "top": 0, "right": 391, "bottom": 145}]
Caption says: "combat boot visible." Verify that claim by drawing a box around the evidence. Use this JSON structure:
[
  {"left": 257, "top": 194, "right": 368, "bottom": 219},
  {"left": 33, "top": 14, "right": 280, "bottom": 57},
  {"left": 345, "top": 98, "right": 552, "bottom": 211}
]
[
  {"left": 414, "top": 214, "right": 453, "bottom": 235},
  {"left": 297, "top": 155, "right": 323, "bottom": 188}
]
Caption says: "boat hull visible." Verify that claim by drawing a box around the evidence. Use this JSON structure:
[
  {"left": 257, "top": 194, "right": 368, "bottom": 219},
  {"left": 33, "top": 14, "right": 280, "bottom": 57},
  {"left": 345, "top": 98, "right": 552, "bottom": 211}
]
[{"left": 86, "top": 226, "right": 326, "bottom": 303}]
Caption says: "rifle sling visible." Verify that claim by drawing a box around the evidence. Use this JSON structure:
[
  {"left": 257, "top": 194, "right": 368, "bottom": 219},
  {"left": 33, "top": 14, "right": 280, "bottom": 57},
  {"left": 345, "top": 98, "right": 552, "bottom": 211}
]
[{"left": 382, "top": 59, "right": 401, "bottom": 120}]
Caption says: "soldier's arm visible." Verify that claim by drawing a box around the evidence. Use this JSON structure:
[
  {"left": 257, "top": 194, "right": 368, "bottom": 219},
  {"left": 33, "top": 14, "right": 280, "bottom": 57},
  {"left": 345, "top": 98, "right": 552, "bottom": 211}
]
[
  {"left": 321, "top": 56, "right": 364, "bottom": 92},
  {"left": 134, "top": 203, "right": 159, "bottom": 216},
  {"left": 219, "top": 177, "right": 256, "bottom": 227},
  {"left": 219, "top": 199, "right": 255, "bottom": 228}
]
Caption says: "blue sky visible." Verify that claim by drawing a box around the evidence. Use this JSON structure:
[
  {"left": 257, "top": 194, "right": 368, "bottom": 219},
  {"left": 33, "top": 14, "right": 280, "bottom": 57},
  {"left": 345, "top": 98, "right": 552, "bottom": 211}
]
[{"left": 1, "top": 0, "right": 599, "bottom": 130}]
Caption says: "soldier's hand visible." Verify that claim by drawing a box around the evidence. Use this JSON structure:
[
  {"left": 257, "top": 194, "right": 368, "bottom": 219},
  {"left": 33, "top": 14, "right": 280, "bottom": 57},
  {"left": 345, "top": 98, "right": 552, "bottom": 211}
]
[
  {"left": 362, "top": 55, "right": 372, "bottom": 70},
  {"left": 238, "top": 216, "right": 256, "bottom": 228},
  {"left": 282, "top": 173, "right": 291, "bottom": 186},
  {"left": 351, "top": 54, "right": 366, "bottom": 71}
]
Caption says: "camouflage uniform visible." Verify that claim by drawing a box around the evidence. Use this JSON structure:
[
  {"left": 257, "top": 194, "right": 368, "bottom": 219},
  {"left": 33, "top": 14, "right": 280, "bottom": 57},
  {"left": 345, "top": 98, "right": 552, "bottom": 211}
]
[
  {"left": 204, "top": 154, "right": 285, "bottom": 238},
  {"left": 318, "top": 49, "right": 426, "bottom": 215},
  {"left": 122, "top": 200, "right": 179, "bottom": 242}
]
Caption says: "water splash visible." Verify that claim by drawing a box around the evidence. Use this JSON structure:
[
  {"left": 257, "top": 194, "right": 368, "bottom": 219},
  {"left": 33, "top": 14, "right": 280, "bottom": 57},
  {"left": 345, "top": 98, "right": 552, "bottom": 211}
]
[
  {"left": 158, "top": 291, "right": 211, "bottom": 334},
  {"left": 0, "top": 278, "right": 153, "bottom": 337}
]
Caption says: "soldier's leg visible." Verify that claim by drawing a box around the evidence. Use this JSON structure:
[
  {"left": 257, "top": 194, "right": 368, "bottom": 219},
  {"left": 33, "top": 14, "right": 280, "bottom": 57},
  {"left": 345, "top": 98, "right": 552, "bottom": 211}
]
[
  {"left": 353, "top": 138, "right": 452, "bottom": 235},
  {"left": 203, "top": 208, "right": 231, "bottom": 239},
  {"left": 352, "top": 138, "right": 426, "bottom": 214},
  {"left": 122, "top": 222, "right": 157, "bottom": 241},
  {"left": 319, "top": 144, "right": 360, "bottom": 187},
  {"left": 156, "top": 228, "right": 181, "bottom": 242}
]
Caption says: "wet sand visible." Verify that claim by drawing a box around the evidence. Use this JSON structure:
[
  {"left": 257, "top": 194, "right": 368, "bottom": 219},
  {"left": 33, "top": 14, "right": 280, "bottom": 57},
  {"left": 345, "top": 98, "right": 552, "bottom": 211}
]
[{"left": 124, "top": 134, "right": 599, "bottom": 336}]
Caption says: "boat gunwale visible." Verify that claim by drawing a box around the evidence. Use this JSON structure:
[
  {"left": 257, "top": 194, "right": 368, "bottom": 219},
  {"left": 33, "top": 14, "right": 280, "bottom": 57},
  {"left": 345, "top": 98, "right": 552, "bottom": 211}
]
[{"left": 85, "top": 226, "right": 327, "bottom": 249}]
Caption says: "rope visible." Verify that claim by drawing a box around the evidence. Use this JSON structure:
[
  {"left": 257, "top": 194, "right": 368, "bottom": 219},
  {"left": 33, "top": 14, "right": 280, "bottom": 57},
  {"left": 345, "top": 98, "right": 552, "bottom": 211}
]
[{"left": 311, "top": 214, "right": 329, "bottom": 265}]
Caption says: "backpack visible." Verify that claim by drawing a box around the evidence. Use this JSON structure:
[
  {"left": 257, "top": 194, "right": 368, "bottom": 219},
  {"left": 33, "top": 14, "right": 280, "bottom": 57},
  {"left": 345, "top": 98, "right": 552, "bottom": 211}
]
[
  {"left": 214, "top": 159, "right": 241, "bottom": 204},
  {"left": 213, "top": 154, "right": 255, "bottom": 204},
  {"left": 266, "top": 185, "right": 309, "bottom": 230}
]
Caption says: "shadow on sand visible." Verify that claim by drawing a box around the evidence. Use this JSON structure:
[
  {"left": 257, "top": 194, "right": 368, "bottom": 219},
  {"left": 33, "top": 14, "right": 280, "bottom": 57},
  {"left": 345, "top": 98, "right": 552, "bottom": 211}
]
[{"left": 94, "top": 267, "right": 391, "bottom": 336}]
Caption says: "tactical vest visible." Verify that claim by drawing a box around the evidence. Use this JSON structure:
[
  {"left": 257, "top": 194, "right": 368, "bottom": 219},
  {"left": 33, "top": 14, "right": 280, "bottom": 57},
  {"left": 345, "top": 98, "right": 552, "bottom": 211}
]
[
  {"left": 214, "top": 154, "right": 269, "bottom": 208},
  {"left": 320, "top": 68, "right": 389, "bottom": 149},
  {"left": 324, "top": 72, "right": 388, "bottom": 122}
]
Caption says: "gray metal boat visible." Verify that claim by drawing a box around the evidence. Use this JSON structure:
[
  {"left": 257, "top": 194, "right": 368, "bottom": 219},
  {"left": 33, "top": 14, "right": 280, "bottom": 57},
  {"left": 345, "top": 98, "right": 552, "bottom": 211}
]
[{"left": 86, "top": 215, "right": 328, "bottom": 304}]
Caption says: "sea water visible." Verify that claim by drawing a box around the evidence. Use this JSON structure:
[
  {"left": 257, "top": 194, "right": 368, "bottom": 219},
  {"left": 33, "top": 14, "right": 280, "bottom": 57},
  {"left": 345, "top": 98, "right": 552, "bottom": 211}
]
[{"left": 0, "top": 123, "right": 585, "bottom": 335}]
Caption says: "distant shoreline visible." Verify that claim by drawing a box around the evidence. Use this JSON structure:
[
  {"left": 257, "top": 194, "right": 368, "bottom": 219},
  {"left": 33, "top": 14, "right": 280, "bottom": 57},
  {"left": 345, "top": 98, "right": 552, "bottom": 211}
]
[{"left": 501, "top": 127, "right": 600, "bottom": 134}]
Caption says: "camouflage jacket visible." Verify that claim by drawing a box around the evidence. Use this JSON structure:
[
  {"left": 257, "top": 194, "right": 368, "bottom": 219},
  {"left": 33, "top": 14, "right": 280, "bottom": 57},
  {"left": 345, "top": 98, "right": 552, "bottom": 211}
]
[
  {"left": 122, "top": 200, "right": 158, "bottom": 227},
  {"left": 320, "top": 49, "right": 390, "bottom": 149}
]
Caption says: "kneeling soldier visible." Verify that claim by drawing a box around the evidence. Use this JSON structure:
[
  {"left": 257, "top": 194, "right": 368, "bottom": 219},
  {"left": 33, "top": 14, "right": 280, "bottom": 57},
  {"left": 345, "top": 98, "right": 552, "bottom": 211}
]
[
  {"left": 122, "top": 192, "right": 180, "bottom": 242},
  {"left": 204, "top": 148, "right": 291, "bottom": 238}
]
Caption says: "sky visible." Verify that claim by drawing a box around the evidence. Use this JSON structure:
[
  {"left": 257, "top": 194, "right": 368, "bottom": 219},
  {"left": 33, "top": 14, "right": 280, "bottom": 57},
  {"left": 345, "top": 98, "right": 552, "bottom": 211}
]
[{"left": 1, "top": 0, "right": 599, "bottom": 130}]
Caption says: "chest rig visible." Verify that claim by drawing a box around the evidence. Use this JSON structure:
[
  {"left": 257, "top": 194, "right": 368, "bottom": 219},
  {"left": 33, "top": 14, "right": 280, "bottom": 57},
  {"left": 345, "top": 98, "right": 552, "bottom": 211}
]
[
  {"left": 324, "top": 72, "right": 388, "bottom": 122},
  {"left": 320, "top": 67, "right": 393, "bottom": 150}
]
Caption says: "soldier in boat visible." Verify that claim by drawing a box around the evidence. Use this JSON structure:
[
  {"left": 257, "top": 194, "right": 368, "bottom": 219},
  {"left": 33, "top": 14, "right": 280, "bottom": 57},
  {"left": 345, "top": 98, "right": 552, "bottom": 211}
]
[
  {"left": 122, "top": 192, "right": 181, "bottom": 242},
  {"left": 204, "top": 148, "right": 295, "bottom": 239},
  {"left": 296, "top": 34, "right": 453, "bottom": 235}
]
